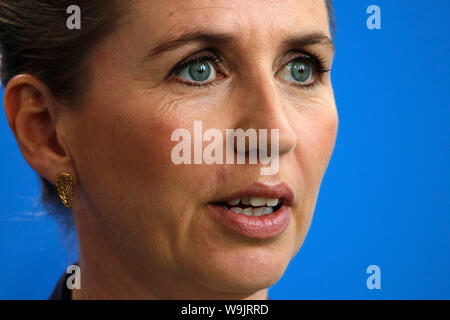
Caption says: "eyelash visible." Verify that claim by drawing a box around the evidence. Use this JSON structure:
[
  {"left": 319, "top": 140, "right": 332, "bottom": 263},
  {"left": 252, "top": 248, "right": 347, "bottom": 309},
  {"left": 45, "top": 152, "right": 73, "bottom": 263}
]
[{"left": 169, "top": 49, "right": 330, "bottom": 90}]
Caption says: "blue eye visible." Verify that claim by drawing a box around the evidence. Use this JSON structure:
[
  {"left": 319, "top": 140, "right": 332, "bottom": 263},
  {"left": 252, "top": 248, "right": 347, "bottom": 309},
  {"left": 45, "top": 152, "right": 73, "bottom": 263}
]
[
  {"left": 278, "top": 58, "right": 314, "bottom": 84},
  {"left": 176, "top": 60, "right": 216, "bottom": 82}
]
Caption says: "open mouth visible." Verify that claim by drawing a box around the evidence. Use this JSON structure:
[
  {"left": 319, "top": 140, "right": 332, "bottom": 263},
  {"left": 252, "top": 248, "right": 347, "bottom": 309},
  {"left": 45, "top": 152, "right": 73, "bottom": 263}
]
[
  {"left": 208, "top": 182, "right": 293, "bottom": 238},
  {"left": 213, "top": 196, "right": 283, "bottom": 217}
]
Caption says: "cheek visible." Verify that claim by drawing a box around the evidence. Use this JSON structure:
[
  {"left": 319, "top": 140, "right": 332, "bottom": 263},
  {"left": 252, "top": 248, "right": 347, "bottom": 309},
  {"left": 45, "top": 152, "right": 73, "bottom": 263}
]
[
  {"left": 288, "top": 101, "right": 338, "bottom": 247},
  {"left": 293, "top": 99, "right": 338, "bottom": 184},
  {"left": 67, "top": 91, "right": 185, "bottom": 222},
  {"left": 76, "top": 90, "right": 230, "bottom": 232},
  {"left": 311, "top": 107, "right": 338, "bottom": 174}
]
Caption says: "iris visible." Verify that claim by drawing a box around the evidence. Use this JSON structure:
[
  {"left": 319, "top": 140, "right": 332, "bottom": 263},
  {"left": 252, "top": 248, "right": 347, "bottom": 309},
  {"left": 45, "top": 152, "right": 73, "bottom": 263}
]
[
  {"left": 290, "top": 59, "right": 312, "bottom": 83},
  {"left": 188, "top": 61, "right": 211, "bottom": 82}
]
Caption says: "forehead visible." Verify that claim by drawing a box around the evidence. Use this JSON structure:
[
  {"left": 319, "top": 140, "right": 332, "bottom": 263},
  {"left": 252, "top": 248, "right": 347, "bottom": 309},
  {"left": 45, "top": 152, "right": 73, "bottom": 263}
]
[{"left": 132, "top": 0, "right": 330, "bottom": 39}]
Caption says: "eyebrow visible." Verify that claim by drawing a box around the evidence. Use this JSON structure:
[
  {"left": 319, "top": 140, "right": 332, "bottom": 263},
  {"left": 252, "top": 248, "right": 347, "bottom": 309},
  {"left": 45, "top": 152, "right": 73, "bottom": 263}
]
[
  {"left": 281, "top": 31, "right": 335, "bottom": 53},
  {"left": 146, "top": 30, "right": 335, "bottom": 59}
]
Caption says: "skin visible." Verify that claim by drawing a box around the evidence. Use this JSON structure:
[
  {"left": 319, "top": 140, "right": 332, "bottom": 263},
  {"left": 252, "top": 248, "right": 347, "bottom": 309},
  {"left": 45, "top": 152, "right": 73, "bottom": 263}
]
[{"left": 3, "top": 0, "right": 338, "bottom": 299}]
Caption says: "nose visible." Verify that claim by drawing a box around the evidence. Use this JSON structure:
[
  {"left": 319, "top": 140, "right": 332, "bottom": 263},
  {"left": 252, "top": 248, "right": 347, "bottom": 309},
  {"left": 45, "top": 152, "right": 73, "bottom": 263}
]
[{"left": 232, "top": 74, "right": 298, "bottom": 158}]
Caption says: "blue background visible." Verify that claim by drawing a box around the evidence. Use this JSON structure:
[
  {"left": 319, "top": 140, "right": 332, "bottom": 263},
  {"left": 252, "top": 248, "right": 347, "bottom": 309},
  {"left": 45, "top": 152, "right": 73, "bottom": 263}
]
[{"left": 0, "top": 0, "right": 449, "bottom": 299}]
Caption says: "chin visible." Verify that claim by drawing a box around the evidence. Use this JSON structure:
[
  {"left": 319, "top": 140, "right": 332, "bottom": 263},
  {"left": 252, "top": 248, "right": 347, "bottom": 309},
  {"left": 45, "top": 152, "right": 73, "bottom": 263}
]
[{"left": 189, "top": 235, "right": 294, "bottom": 296}]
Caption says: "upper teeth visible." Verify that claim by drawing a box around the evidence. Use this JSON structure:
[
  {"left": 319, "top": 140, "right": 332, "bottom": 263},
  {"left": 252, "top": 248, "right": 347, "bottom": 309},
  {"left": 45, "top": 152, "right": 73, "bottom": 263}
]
[{"left": 226, "top": 197, "right": 279, "bottom": 207}]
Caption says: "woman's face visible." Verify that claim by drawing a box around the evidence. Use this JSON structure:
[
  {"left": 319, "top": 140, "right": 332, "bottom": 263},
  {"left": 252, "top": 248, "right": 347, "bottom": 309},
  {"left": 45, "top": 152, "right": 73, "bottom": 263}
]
[{"left": 61, "top": 0, "right": 338, "bottom": 298}]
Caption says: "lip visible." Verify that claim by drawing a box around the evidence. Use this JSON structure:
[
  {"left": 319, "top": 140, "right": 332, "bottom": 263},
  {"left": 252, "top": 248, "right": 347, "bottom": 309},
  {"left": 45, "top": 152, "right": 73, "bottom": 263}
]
[{"left": 207, "top": 182, "right": 294, "bottom": 239}]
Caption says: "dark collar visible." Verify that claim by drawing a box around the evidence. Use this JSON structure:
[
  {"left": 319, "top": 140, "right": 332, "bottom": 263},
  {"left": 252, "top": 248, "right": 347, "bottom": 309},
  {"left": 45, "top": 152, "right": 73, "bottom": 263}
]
[{"left": 48, "top": 263, "right": 78, "bottom": 300}]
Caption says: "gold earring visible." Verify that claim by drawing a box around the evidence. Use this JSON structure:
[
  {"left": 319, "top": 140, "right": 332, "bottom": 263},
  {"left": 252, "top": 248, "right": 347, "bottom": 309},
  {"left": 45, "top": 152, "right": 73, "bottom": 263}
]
[{"left": 56, "top": 171, "right": 73, "bottom": 208}]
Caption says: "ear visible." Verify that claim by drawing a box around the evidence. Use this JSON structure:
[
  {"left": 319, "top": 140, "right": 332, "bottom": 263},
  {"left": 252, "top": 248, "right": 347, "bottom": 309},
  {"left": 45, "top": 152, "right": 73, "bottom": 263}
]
[{"left": 3, "top": 74, "right": 74, "bottom": 186}]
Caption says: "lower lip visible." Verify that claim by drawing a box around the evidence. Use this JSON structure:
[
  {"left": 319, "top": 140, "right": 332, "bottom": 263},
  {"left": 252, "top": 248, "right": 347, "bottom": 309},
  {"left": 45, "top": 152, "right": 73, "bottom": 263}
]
[{"left": 207, "top": 204, "right": 291, "bottom": 239}]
